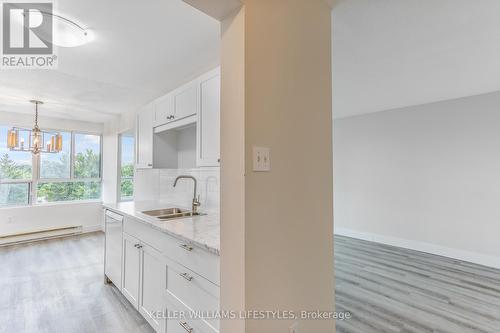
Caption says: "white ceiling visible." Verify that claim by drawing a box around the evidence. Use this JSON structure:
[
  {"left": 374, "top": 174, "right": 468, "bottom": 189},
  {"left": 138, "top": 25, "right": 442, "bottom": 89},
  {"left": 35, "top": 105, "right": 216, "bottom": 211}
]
[
  {"left": 0, "top": 0, "right": 220, "bottom": 123},
  {"left": 333, "top": 0, "right": 500, "bottom": 118},
  {"left": 4, "top": 1, "right": 498, "bottom": 123}
]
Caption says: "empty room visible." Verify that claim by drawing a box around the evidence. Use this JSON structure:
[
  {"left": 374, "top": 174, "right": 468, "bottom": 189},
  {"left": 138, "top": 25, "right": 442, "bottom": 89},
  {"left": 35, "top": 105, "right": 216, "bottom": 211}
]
[{"left": 333, "top": 1, "right": 500, "bottom": 332}]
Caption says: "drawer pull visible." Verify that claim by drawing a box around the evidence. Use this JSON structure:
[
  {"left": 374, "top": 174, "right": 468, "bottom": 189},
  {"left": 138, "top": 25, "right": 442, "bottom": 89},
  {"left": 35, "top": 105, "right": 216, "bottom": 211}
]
[
  {"left": 179, "top": 321, "right": 194, "bottom": 332},
  {"left": 180, "top": 272, "right": 194, "bottom": 282},
  {"left": 179, "top": 244, "right": 194, "bottom": 252}
]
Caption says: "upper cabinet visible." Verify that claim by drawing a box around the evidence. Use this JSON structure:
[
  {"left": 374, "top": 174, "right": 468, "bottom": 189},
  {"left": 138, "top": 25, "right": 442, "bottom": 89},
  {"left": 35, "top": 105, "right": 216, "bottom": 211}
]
[
  {"left": 135, "top": 67, "right": 221, "bottom": 169},
  {"left": 153, "top": 94, "right": 173, "bottom": 128},
  {"left": 197, "top": 69, "right": 221, "bottom": 167},
  {"left": 153, "top": 79, "right": 198, "bottom": 128},
  {"left": 172, "top": 82, "right": 198, "bottom": 121},
  {"left": 135, "top": 103, "right": 154, "bottom": 169}
]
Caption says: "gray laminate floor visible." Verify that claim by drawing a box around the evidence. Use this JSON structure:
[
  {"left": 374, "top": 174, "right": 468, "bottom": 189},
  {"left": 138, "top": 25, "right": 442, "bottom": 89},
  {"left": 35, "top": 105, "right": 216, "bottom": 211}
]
[
  {"left": 335, "top": 235, "right": 500, "bottom": 333},
  {"left": 0, "top": 232, "right": 154, "bottom": 333},
  {"left": 2, "top": 233, "right": 500, "bottom": 333}
]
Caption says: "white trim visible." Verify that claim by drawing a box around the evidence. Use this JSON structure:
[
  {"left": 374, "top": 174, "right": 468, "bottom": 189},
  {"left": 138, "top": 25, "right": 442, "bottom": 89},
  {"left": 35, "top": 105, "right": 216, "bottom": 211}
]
[
  {"left": 154, "top": 114, "right": 196, "bottom": 133},
  {"left": 334, "top": 227, "right": 500, "bottom": 270},
  {"left": 82, "top": 224, "right": 104, "bottom": 233},
  {"left": 0, "top": 199, "right": 102, "bottom": 211}
]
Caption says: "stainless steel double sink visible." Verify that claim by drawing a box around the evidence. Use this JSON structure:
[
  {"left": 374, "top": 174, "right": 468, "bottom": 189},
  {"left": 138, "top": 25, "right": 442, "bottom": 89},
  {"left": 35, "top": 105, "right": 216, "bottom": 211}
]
[{"left": 141, "top": 208, "right": 201, "bottom": 221}]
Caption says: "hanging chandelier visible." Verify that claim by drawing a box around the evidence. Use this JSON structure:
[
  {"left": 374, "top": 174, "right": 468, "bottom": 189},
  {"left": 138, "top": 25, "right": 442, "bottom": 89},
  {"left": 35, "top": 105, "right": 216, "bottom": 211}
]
[{"left": 6, "top": 100, "right": 63, "bottom": 155}]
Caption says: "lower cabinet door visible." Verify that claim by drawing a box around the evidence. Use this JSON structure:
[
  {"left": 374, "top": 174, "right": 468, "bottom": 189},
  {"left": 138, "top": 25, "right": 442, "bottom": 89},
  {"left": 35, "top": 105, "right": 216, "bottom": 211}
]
[
  {"left": 139, "top": 243, "right": 165, "bottom": 332},
  {"left": 122, "top": 233, "right": 141, "bottom": 308}
]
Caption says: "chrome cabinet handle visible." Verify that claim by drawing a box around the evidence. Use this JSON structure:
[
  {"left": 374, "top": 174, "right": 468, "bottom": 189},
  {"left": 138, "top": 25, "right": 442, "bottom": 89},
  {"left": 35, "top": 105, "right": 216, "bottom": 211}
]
[
  {"left": 134, "top": 244, "right": 139, "bottom": 248},
  {"left": 179, "top": 244, "right": 193, "bottom": 252},
  {"left": 180, "top": 272, "right": 194, "bottom": 282},
  {"left": 179, "top": 321, "right": 193, "bottom": 333}
]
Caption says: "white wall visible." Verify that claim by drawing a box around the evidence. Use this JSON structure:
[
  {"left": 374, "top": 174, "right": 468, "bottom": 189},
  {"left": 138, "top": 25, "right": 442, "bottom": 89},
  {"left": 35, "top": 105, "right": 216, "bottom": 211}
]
[
  {"left": 219, "top": 2, "right": 335, "bottom": 332},
  {"left": 0, "top": 202, "right": 103, "bottom": 235},
  {"left": 101, "top": 110, "right": 135, "bottom": 204},
  {"left": 0, "top": 111, "right": 105, "bottom": 236},
  {"left": 334, "top": 92, "right": 500, "bottom": 268},
  {"left": 134, "top": 168, "right": 220, "bottom": 213}
]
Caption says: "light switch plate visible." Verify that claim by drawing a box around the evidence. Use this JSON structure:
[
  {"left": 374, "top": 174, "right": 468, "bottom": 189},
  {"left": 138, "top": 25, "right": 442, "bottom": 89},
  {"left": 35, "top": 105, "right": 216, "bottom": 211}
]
[{"left": 253, "top": 146, "right": 271, "bottom": 172}]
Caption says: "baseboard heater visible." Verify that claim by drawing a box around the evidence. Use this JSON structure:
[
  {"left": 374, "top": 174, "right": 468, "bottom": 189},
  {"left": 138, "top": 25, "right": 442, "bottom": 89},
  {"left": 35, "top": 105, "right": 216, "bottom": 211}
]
[{"left": 0, "top": 225, "right": 83, "bottom": 246}]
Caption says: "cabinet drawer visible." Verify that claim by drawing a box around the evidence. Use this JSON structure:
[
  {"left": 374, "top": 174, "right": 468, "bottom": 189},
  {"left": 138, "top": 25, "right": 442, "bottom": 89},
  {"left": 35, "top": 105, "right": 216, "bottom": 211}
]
[
  {"left": 123, "top": 217, "right": 220, "bottom": 285},
  {"left": 166, "top": 256, "right": 219, "bottom": 331},
  {"left": 164, "top": 292, "right": 218, "bottom": 333},
  {"left": 163, "top": 235, "right": 220, "bottom": 286}
]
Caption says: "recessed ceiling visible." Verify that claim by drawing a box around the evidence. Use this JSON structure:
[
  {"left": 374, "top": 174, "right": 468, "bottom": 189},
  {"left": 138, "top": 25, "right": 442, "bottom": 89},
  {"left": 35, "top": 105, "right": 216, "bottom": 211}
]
[
  {"left": 333, "top": 0, "right": 500, "bottom": 118},
  {"left": 0, "top": 0, "right": 220, "bottom": 123}
]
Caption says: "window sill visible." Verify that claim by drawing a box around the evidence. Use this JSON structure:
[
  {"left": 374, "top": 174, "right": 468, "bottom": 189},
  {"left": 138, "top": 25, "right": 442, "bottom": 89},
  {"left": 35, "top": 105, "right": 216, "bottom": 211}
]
[{"left": 0, "top": 199, "right": 102, "bottom": 210}]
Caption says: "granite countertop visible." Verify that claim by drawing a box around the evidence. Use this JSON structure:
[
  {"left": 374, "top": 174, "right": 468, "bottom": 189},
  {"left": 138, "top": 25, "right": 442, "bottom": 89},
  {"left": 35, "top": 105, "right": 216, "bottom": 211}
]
[{"left": 103, "top": 200, "right": 220, "bottom": 256}]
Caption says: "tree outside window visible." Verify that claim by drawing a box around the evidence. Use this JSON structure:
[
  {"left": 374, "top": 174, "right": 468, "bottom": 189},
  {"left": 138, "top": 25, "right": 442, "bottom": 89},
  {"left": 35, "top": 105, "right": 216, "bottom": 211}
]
[
  {"left": 0, "top": 125, "right": 102, "bottom": 207},
  {"left": 119, "top": 133, "right": 134, "bottom": 201}
]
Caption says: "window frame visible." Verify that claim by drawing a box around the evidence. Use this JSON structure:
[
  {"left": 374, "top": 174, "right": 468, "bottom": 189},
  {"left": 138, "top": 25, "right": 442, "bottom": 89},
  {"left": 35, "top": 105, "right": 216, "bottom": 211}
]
[
  {"left": 117, "top": 131, "right": 135, "bottom": 202},
  {"left": 0, "top": 124, "right": 102, "bottom": 207}
]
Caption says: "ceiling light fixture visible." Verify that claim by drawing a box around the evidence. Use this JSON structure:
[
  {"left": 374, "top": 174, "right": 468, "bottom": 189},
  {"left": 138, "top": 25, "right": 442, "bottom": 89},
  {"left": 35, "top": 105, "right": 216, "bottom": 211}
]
[
  {"left": 6, "top": 100, "right": 63, "bottom": 155},
  {"left": 22, "top": 9, "right": 93, "bottom": 47}
]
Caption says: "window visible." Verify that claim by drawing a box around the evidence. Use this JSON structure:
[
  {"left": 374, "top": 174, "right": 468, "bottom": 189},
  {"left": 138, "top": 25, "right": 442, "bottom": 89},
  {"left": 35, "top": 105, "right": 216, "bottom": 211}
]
[
  {"left": 74, "top": 133, "right": 101, "bottom": 179},
  {"left": 119, "top": 133, "right": 134, "bottom": 201},
  {"left": 40, "top": 131, "right": 71, "bottom": 179},
  {"left": 0, "top": 183, "right": 30, "bottom": 208},
  {"left": 0, "top": 126, "right": 33, "bottom": 207},
  {"left": 36, "top": 181, "right": 101, "bottom": 203},
  {"left": 0, "top": 124, "right": 102, "bottom": 207},
  {"left": 37, "top": 133, "right": 101, "bottom": 204}
]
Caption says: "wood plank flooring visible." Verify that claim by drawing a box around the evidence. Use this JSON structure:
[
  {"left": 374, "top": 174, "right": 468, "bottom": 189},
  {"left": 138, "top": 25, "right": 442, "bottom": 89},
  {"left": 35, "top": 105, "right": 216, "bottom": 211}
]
[
  {"left": 335, "top": 235, "right": 500, "bottom": 333},
  {"left": 2, "top": 232, "right": 500, "bottom": 333},
  {"left": 0, "top": 232, "right": 154, "bottom": 333}
]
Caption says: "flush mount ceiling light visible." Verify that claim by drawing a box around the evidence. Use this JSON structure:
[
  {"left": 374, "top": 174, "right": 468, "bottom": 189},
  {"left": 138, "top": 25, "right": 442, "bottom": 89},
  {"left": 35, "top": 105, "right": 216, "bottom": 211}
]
[
  {"left": 22, "top": 9, "right": 94, "bottom": 47},
  {"left": 6, "top": 100, "right": 63, "bottom": 155}
]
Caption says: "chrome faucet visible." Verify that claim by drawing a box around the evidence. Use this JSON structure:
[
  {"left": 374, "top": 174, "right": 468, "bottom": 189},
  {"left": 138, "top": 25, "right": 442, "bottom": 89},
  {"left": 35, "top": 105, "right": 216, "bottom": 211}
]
[{"left": 173, "top": 175, "right": 201, "bottom": 214}]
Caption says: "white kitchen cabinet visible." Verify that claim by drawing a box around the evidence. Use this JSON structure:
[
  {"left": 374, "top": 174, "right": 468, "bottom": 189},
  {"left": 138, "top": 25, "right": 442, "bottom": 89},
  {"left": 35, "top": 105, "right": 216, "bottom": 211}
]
[
  {"left": 141, "top": 67, "right": 221, "bottom": 168},
  {"left": 139, "top": 243, "right": 165, "bottom": 332},
  {"left": 111, "top": 216, "right": 220, "bottom": 333},
  {"left": 164, "top": 254, "right": 220, "bottom": 332},
  {"left": 122, "top": 233, "right": 141, "bottom": 307},
  {"left": 153, "top": 94, "right": 173, "bottom": 128},
  {"left": 122, "top": 231, "right": 165, "bottom": 333},
  {"left": 136, "top": 103, "right": 154, "bottom": 169},
  {"left": 197, "top": 69, "right": 221, "bottom": 167},
  {"left": 153, "top": 80, "right": 198, "bottom": 129},
  {"left": 172, "top": 81, "right": 198, "bottom": 121}
]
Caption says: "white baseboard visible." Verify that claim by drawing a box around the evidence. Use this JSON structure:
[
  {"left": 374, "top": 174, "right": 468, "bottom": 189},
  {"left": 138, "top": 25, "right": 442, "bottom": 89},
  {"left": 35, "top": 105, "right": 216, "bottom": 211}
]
[
  {"left": 0, "top": 224, "right": 103, "bottom": 247},
  {"left": 82, "top": 224, "right": 104, "bottom": 233},
  {"left": 334, "top": 227, "right": 500, "bottom": 270}
]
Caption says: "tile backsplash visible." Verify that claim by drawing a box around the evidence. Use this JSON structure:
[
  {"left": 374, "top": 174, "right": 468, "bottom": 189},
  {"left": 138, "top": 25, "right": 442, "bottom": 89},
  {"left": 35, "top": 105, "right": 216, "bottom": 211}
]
[{"left": 134, "top": 168, "right": 220, "bottom": 213}]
